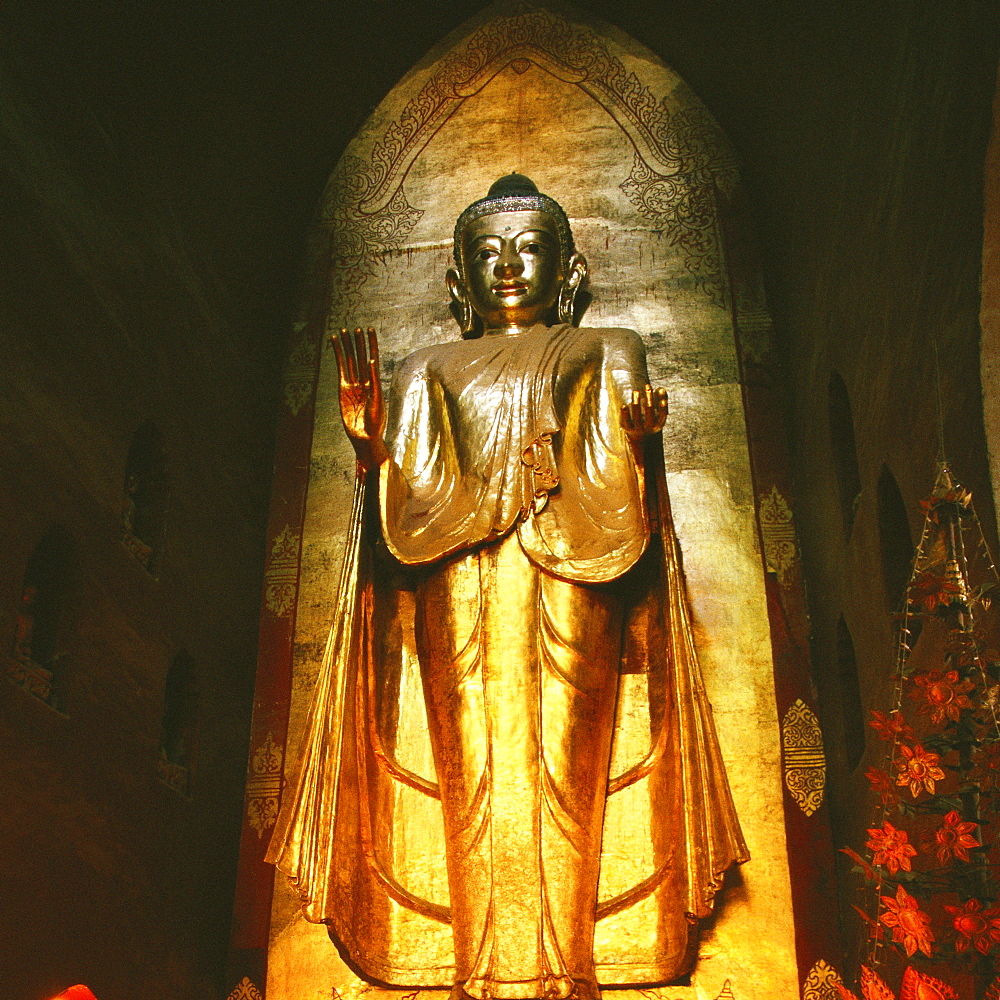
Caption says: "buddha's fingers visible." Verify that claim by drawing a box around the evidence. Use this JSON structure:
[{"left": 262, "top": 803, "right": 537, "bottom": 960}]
[
  {"left": 352, "top": 327, "right": 369, "bottom": 381},
  {"left": 652, "top": 386, "right": 668, "bottom": 431},
  {"left": 620, "top": 402, "right": 634, "bottom": 433},
  {"left": 366, "top": 327, "right": 380, "bottom": 372},
  {"left": 629, "top": 389, "right": 643, "bottom": 431},
  {"left": 330, "top": 330, "right": 352, "bottom": 385}
]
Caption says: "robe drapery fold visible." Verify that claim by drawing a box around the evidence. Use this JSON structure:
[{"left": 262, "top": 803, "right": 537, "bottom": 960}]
[{"left": 267, "top": 324, "right": 748, "bottom": 989}]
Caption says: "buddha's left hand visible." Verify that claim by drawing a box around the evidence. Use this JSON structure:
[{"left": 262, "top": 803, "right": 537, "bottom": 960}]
[{"left": 620, "top": 384, "right": 668, "bottom": 439}]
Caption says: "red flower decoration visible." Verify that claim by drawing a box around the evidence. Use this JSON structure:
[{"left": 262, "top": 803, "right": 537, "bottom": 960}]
[
  {"left": 866, "top": 766, "right": 899, "bottom": 805},
  {"left": 880, "top": 884, "right": 934, "bottom": 957},
  {"left": 920, "top": 488, "right": 973, "bottom": 522},
  {"left": 898, "top": 966, "right": 958, "bottom": 1000},
  {"left": 895, "top": 744, "right": 946, "bottom": 798},
  {"left": 909, "top": 669, "right": 974, "bottom": 724},
  {"left": 934, "top": 810, "right": 979, "bottom": 864},
  {"left": 908, "top": 570, "right": 964, "bottom": 613},
  {"left": 869, "top": 710, "right": 915, "bottom": 742},
  {"left": 943, "top": 898, "right": 1000, "bottom": 954},
  {"left": 835, "top": 965, "right": 959, "bottom": 1000},
  {"left": 866, "top": 821, "right": 917, "bottom": 874}
]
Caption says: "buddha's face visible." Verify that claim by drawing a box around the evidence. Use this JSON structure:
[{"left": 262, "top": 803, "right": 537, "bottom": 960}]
[{"left": 454, "top": 210, "right": 565, "bottom": 331}]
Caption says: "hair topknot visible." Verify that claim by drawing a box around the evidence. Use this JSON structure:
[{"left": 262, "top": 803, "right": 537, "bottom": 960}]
[{"left": 453, "top": 174, "right": 574, "bottom": 268}]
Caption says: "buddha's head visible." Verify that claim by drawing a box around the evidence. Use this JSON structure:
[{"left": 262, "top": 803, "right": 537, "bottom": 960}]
[{"left": 447, "top": 174, "right": 588, "bottom": 336}]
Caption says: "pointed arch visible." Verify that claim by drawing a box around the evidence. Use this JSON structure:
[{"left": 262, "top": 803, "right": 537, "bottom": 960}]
[{"left": 259, "top": 5, "right": 799, "bottom": 996}]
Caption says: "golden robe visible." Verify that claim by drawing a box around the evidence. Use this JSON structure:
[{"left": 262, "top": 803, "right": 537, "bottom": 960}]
[{"left": 268, "top": 324, "right": 747, "bottom": 993}]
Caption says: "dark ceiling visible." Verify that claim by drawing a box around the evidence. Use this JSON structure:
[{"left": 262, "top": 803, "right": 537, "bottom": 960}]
[{"left": 5, "top": 0, "right": 996, "bottom": 370}]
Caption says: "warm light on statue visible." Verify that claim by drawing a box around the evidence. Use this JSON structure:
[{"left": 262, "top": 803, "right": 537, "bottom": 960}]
[{"left": 267, "top": 175, "right": 747, "bottom": 997}]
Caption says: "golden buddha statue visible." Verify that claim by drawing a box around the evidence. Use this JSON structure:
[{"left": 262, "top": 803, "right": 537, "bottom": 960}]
[{"left": 267, "top": 175, "right": 747, "bottom": 998}]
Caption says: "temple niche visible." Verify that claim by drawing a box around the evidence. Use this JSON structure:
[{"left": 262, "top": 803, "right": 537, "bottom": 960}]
[{"left": 229, "top": 5, "right": 838, "bottom": 1000}]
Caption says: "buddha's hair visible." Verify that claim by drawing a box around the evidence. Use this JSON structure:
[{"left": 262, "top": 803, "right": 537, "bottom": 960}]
[{"left": 453, "top": 174, "right": 574, "bottom": 270}]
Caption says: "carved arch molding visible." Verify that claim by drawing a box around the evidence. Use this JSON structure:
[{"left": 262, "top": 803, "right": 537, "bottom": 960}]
[
  {"left": 320, "top": 7, "right": 739, "bottom": 316},
  {"left": 254, "top": 5, "right": 811, "bottom": 1000}
]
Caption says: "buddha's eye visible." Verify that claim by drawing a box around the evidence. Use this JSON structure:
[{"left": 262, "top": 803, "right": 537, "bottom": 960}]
[
  {"left": 523, "top": 243, "right": 545, "bottom": 254},
  {"left": 475, "top": 247, "right": 498, "bottom": 262}
]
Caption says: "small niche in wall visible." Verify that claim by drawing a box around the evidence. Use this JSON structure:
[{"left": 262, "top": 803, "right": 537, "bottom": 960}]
[
  {"left": 828, "top": 370, "right": 863, "bottom": 536},
  {"left": 121, "top": 421, "right": 167, "bottom": 576},
  {"left": 8, "top": 527, "right": 75, "bottom": 711},
  {"left": 877, "top": 464, "right": 915, "bottom": 614},
  {"left": 836, "top": 615, "right": 865, "bottom": 771},
  {"left": 157, "top": 650, "right": 198, "bottom": 796}
]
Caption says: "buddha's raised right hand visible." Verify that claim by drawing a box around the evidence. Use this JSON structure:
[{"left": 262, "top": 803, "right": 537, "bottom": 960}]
[{"left": 330, "top": 326, "right": 389, "bottom": 471}]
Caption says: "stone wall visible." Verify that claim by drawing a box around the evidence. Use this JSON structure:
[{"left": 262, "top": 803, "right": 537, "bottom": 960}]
[{"left": 0, "top": 66, "right": 276, "bottom": 1000}]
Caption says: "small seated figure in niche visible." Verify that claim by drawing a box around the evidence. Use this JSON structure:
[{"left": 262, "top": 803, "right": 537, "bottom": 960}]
[{"left": 270, "top": 175, "right": 746, "bottom": 998}]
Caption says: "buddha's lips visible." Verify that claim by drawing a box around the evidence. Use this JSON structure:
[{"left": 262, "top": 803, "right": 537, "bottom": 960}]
[{"left": 493, "top": 281, "right": 529, "bottom": 294}]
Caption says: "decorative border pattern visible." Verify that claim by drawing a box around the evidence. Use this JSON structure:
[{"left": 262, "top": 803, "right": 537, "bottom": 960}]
[
  {"left": 783, "top": 699, "right": 827, "bottom": 817},
  {"left": 758, "top": 485, "right": 799, "bottom": 586},
  {"left": 264, "top": 526, "right": 301, "bottom": 618},
  {"left": 246, "top": 732, "right": 284, "bottom": 838},
  {"left": 802, "top": 960, "right": 844, "bottom": 1000},
  {"left": 226, "top": 978, "right": 264, "bottom": 1000},
  {"left": 283, "top": 322, "right": 319, "bottom": 416}
]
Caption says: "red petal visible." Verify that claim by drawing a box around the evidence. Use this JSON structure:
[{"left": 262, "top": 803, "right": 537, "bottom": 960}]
[{"left": 899, "top": 966, "right": 957, "bottom": 1000}]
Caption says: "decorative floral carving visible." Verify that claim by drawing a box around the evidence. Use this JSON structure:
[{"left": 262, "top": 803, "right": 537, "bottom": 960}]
[
  {"left": 264, "top": 525, "right": 301, "bottom": 618},
  {"left": 226, "top": 978, "right": 263, "bottom": 1000},
  {"left": 619, "top": 148, "right": 725, "bottom": 306},
  {"left": 283, "top": 321, "right": 318, "bottom": 416},
  {"left": 758, "top": 485, "right": 798, "bottom": 586},
  {"left": 803, "top": 959, "right": 844, "bottom": 1000},
  {"left": 782, "top": 699, "right": 826, "bottom": 816},
  {"left": 246, "top": 732, "right": 283, "bottom": 838}
]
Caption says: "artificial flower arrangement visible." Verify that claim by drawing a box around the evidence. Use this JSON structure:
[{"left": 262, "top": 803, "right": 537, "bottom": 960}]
[{"left": 843, "top": 468, "right": 1000, "bottom": 994}]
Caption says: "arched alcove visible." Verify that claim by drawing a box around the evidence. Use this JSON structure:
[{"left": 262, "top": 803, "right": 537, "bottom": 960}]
[
  {"left": 877, "top": 464, "right": 914, "bottom": 613},
  {"left": 121, "top": 421, "right": 167, "bottom": 575},
  {"left": 9, "top": 526, "right": 75, "bottom": 709},
  {"left": 157, "top": 650, "right": 197, "bottom": 795},
  {"left": 836, "top": 616, "right": 865, "bottom": 771},
  {"left": 828, "top": 370, "right": 862, "bottom": 536},
  {"left": 250, "top": 6, "right": 804, "bottom": 998}
]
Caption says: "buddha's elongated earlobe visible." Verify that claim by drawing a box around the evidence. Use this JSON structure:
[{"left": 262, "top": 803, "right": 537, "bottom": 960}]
[
  {"left": 446, "top": 267, "right": 476, "bottom": 335},
  {"left": 459, "top": 298, "right": 475, "bottom": 335},
  {"left": 558, "top": 253, "right": 588, "bottom": 325}
]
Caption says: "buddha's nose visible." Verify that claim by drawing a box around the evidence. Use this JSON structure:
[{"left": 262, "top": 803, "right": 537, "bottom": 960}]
[{"left": 494, "top": 244, "right": 523, "bottom": 278}]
